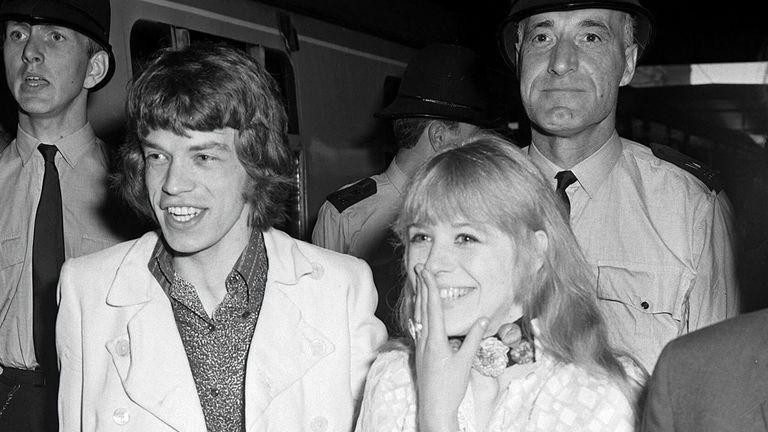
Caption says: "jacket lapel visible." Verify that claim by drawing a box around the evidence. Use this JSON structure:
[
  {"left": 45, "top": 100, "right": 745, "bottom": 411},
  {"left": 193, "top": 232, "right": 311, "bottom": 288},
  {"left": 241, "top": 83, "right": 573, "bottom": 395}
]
[
  {"left": 244, "top": 229, "right": 335, "bottom": 430},
  {"left": 105, "top": 232, "right": 207, "bottom": 432}
]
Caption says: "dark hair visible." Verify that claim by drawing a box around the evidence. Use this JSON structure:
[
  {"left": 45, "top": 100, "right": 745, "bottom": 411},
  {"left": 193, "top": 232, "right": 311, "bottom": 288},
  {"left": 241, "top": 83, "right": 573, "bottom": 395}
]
[{"left": 114, "top": 43, "right": 293, "bottom": 230}]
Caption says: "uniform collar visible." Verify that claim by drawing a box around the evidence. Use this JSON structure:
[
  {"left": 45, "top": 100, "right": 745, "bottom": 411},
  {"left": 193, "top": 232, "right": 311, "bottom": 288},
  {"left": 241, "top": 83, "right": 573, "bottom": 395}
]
[
  {"left": 15, "top": 122, "right": 96, "bottom": 169},
  {"left": 384, "top": 158, "right": 409, "bottom": 195},
  {"left": 528, "top": 131, "right": 623, "bottom": 198}
]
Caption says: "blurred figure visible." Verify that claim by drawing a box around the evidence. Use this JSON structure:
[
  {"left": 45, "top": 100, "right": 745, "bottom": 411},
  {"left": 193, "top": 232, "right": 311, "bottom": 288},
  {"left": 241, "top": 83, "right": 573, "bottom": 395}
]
[
  {"left": 642, "top": 308, "right": 768, "bottom": 432},
  {"left": 57, "top": 44, "right": 387, "bottom": 431},
  {"left": 356, "top": 134, "right": 645, "bottom": 432},
  {"left": 0, "top": 0, "right": 123, "bottom": 429},
  {"left": 313, "top": 43, "right": 491, "bottom": 333},
  {"left": 498, "top": 0, "right": 738, "bottom": 372}
]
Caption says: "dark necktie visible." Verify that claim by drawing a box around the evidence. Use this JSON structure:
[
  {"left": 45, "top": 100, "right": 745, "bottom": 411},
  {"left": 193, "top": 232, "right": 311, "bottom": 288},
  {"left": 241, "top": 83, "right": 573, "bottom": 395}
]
[
  {"left": 32, "top": 144, "right": 65, "bottom": 372},
  {"left": 555, "top": 170, "right": 578, "bottom": 214}
]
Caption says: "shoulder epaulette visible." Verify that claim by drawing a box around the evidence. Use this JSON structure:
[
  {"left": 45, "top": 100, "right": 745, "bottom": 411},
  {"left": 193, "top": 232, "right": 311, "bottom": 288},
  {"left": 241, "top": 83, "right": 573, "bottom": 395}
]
[
  {"left": 327, "top": 177, "right": 377, "bottom": 213},
  {"left": 651, "top": 143, "right": 723, "bottom": 193}
]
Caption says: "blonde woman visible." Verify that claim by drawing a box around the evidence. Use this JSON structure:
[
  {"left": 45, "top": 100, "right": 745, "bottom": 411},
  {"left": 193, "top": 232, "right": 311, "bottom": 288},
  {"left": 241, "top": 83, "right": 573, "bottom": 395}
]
[{"left": 356, "top": 134, "right": 645, "bottom": 432}]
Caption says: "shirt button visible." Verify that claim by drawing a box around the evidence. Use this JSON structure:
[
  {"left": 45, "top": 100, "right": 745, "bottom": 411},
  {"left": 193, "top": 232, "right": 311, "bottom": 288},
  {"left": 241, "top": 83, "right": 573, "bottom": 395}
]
[
  {"left": 208, "top": 323, "right": 216, "bottom": 332},
  {"left": 311, "top": 263, "right": 324, "bottom": 280},
  {"left": 641, "top": 301, "right": 650, "bottom": 310},
  {"left": 210, "top": 388, "right": 219, "bottom": 397},
  {"left": 310, "top": 416, "right": 328, "bottom": 432},
  {"left": 116, "top": 339, "right": 130, "bottom": 357},
  {"left": 310, "top": 340, "right": 325, "bottom": 356},
  {"left": 112, "top": 408, "right": 130, "bottom": 425},
  {"left": 241, "top": 310, "right": 252, "bottom": 319}
]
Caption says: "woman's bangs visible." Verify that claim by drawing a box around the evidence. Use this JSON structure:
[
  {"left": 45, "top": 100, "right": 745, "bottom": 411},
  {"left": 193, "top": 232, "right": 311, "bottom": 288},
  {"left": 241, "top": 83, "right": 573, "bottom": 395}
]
[{"left": 406, "top": 165, "right": 495, "bottom": 227}]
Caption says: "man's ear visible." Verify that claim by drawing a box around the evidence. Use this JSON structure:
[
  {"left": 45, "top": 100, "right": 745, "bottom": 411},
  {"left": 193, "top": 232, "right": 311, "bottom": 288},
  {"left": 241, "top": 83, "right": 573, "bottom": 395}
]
[
  {"left": 619, "top": 44, "right": 638, "bottom": 87},
  {"left": 426, "top": 120, "right": 447, "bottom": 153},
  {"left": 83, "top": 50, "right": 109, "bottom": 90}
]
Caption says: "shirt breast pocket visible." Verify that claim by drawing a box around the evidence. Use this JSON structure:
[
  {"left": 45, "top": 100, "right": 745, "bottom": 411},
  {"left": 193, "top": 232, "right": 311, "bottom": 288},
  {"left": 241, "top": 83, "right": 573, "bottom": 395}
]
[
  {"left": 596, "top": 261, "right": 696, "bottom": 369},
  {"left": 596, "top": 260, "right": 694, "bottom": 321}
]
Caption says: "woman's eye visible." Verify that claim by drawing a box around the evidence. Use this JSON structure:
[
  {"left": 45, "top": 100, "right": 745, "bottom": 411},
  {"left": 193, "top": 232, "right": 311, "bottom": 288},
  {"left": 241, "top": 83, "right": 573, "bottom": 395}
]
[
  {"left": 50, "top": 32, "right": 65, "bottom": 42},
  {"left": 456, "top": 234, "right": 477, "bottom": 244},
  {"left": 196, "top": 154, "right": 216, "bottom": 163},
  {"left": 408, "top": 233, "right": 430, "bottom": 243}
]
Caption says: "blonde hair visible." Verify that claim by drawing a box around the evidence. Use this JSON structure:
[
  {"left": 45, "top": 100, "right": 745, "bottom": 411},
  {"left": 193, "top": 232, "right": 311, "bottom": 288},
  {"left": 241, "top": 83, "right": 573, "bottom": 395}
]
[{"left": 392, "top": 132, "right": 639, "bottom": 393}]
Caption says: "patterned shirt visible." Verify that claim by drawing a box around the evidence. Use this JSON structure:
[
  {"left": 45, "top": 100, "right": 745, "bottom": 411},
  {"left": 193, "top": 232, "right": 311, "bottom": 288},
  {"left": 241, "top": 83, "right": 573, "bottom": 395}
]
[
  {"left": 149, "top": 230, "right": 268, "bottom": 432},
  {"left": 355, "top": 347, "right": 636, "bottom": 432}
]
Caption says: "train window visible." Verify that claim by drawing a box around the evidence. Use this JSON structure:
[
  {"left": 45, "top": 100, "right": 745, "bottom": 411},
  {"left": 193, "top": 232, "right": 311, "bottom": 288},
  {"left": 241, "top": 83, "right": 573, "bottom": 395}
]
[{"left": 129, "top": 21, "right": 175, "bottom": 76}]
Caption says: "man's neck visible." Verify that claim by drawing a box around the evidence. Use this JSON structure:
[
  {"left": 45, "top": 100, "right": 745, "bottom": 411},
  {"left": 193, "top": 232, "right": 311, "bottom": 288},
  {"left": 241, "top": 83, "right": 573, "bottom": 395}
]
[
  {"left": 394, "top": 138, "right": 435, "bottom": 177},
  {"left": 531, "top": 127, "right": 615, "bottom": 170},
  {"left": 171, "top": 228, "right": 254, "bottom": 316},
  {"left": 18, "top": 106, "right": 88, "bottom": 143}
]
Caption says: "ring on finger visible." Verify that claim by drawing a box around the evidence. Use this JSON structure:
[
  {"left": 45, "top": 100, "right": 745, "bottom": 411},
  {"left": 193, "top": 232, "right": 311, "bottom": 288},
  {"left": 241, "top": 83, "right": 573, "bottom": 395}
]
[{"left": 408, "top": 318, "right": 423, "bottom": 340}]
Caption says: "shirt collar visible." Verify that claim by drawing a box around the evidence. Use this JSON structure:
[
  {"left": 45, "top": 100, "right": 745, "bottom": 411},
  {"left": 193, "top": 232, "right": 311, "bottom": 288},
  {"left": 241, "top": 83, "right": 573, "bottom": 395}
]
[
  {"left": 149, "top": 228, "right": 268, "bottom": 301},
  {"left": 527, "top": 131, "right": 623, "bottom": 198},
  {"left": 15, "top": 122, "right": 97, "bottom": 168},
  {"left": 384, "top": 158, "right": 408, "bottom": 195}
]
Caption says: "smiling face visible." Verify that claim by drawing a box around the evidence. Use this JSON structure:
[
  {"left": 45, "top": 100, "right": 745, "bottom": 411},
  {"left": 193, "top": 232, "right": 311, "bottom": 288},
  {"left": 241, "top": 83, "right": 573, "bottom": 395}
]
[
  {"left": 142, "top": 128, "right": 252, "bottom": 261},
  {"left": 406, "top": 219, "right": 529, "bottom": 337},
  {"left": 3, "top": 21, "right": 102, "bottom": 121},
  {"left": 517, "top": 9, "right": 637, "bottom": 139}
]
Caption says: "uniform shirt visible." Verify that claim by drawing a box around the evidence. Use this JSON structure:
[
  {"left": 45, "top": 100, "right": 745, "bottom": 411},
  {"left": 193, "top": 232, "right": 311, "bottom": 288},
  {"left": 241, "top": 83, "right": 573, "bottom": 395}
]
[
  {"left": 149, "top": 229, "right": 267, "bottom": 432},
  {"left": 0, "top": 124, "right": 125, "bottom": 371},
  {"left": 356, "top": 345, "right": 635, "bottom": 432},
  {"left": 312, "top": 159, "right": 408, "bottom": 332},
  {"left": 313, "top": 159, "right": 408, "bottom": 256},
  {"left": 527, "top": 132, "right": 738, "bottom": 372}
]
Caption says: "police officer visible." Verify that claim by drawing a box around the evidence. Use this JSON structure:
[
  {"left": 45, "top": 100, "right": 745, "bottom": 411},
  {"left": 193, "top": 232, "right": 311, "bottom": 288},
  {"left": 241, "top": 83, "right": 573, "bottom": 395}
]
[
  {"left": 0, "top": 0, "right": 127, "bottom": 429},
  {"left": 498, "top": 0, "right": 738, "bottom": 373},
  {"left": 312, "top": 43, "right": 492, "bottom": 334}
]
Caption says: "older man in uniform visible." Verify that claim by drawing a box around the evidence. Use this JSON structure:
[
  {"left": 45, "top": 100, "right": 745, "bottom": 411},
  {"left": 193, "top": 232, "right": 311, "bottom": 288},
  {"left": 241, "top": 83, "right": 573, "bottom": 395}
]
[
  {"left": 312, "top": 43, "right": 492, "bottom": 333},
  {"left": 497, "top": 0, "right": 738, "bottom": 373}
]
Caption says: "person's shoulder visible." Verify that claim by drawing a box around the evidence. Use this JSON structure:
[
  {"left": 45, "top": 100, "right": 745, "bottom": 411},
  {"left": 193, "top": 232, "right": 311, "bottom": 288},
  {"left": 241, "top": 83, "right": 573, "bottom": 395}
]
[
  {"left": 536, "top": 360, "right": 634, "bottom": 429},
  {"left": 621, "top": 138, "right": 722, "bottom": 194},
  {"left": 666, "top": 309, "right": 768, "bottom": 356},
  {"left": 274, "top": 229, "right": 372, "bottom": 273},
  {"left": 325, "top": 177, "right": 378, "bottom": 213},
  {"left": 367, "top": 346, "right": 413, "bottom": 386},
  {"left": 65, "top": 231, "right": 155, "bottom": 271},
  {"left": 293, "top": 232, "right": 363, "bottom": 261}
]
